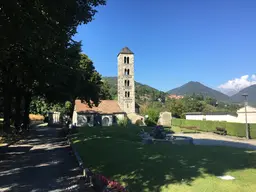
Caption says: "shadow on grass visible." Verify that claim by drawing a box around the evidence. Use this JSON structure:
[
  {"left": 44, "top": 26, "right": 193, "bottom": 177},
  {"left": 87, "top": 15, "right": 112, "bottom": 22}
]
[{"left": 72, "top": 127, "right": 256, "bottom": 191}]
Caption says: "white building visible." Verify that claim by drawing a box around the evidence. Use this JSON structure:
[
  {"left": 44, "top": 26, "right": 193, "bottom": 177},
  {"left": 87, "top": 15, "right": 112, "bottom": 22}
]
[
  {"left": 185, "top": 112, "right": 237, "bottom": 122},
  {"left": 185, "top": 106, "right": 256, "bottom": 123},
  {"left": 236, "top": 106, "right": 256, "bottom": 124}
]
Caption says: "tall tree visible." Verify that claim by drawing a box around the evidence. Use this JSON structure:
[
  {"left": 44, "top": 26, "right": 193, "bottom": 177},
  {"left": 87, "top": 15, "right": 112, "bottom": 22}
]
[
  {"left": 0, "top": 0, "right": 106, "bottom": 132},
  {"left": 100, "top": 80, "right": 112, "bottom": 100}
]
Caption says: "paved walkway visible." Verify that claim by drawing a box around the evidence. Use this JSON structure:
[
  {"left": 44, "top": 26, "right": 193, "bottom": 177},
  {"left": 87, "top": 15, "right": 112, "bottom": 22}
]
[
  {"left": 0, "top": 125, "right": 84, "bottom": 192},
  {"left": 174, "top": 132, "right": 256, "bottom": 150}
]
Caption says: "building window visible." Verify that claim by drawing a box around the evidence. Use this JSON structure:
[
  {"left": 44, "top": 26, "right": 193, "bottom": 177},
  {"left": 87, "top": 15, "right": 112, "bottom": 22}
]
[
  {"left": 125, "top": 91, "right": 127, "bottom": 97},
  {"left": 124, "top": 57, "right": 126, "bottom": 64},
  {"left": 124, "top": 69, "right": 130, "bottom": 75},
  {"left": 128, "top": 92, "right": 130, "bottom": 97},
  {"left": 127, "top": 57, "right": 129, "bottom": 64},
  {"left": 124, "top": 80, "right": 130, "bottom": 86}
]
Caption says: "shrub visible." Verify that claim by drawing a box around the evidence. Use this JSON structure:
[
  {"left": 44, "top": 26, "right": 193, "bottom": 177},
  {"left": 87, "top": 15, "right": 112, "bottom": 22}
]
[
  {"left": 145, "top": 118, "right": 157, "bottom": 127},
  {"left": 225, "top": 122, "right": 246, "bottom": 137},
  {"left": 135, "top": 119, "right": 144, "bottom": 126},
  {"left": 144, "top": 108, "right": 159, "bottom": 125},
  {"left": 249, "top": 124, "right": 256, "bottom": 139},
  {"left": 117, "top": 117, "right": 128, "bottom": 127}
]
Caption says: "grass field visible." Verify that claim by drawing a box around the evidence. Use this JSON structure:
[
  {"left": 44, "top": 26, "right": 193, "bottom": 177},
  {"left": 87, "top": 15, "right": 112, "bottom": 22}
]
[{"left": 71, "top": 126, "right": 256, "bottom": 192}]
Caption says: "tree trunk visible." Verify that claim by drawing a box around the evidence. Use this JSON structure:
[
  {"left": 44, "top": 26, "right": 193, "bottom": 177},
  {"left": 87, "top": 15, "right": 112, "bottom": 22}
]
[
  {"left": 22, "top": 92, "right": 31, "bottom": 131},
  {"left": 3, "top": 75, "right": 12, "bottom": 133},
  {"left": 3, "top": 89, "right": 11, "bottom": 133},
  {"left": 14, "top": 91, "right": 22, "bottom": 131},
  {"left": 69, "top": 100, "right": 74, "bottom": 119}
]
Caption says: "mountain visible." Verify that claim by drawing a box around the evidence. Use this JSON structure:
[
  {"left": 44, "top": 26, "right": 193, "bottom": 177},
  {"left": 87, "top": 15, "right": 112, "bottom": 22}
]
[
  {"left": 102, "top": 77, "right": 165, "bottom": 103},
  {"left": 230, "top": 84, "right": 256, "bottom": 105},
  {"left": 167, "top": 81, "right": 230, "bottom": 101},
  {"left": 222, "top": 89, "right": 240, "bottom": 97}
]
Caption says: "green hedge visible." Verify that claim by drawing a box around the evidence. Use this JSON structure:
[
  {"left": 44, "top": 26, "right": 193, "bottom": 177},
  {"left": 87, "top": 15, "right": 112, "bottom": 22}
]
[
  {"left": 250, "top": 124, "right": 256, "bottom": 139},
  {"left": 172, "top": 118, "right": 256, "bottom": 139},
  {"left": 225, "top": 122, "right": 245, "bottom": 137}
]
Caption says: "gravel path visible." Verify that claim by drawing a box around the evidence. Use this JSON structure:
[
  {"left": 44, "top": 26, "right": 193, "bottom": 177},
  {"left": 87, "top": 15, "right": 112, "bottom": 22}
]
[
  {"left": 0, "top": 125, "right": 85, "bottom": 192},
  {"left": 174, "top": 132, "right": 256, "bottom": 150}
]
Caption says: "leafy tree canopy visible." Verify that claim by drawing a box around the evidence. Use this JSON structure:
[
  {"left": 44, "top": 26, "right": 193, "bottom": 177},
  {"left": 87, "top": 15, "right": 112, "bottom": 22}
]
[{"left": 0, "top": 0, "right": 106, "bottom": 132}]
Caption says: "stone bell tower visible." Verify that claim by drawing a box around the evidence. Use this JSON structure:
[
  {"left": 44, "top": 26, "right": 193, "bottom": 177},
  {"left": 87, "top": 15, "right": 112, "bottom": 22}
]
[{"left": 117, "top": 47, "right": 135, "bottom": 113}]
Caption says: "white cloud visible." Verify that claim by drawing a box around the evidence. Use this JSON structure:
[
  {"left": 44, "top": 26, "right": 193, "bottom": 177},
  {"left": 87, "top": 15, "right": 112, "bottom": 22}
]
[{"left": 218, "top": 74, "right": 256, "bottom": 96}]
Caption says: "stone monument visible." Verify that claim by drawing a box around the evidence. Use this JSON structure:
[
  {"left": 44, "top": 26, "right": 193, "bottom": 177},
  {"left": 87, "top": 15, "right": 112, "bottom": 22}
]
[{"left": 158, "top": 111, "right": 172, "bottom": 127}]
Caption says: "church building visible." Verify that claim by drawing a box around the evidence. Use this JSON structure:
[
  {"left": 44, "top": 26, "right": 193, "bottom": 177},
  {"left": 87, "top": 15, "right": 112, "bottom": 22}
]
[{"left": 72, "top": 47, "right": 142, "bottom": 127}]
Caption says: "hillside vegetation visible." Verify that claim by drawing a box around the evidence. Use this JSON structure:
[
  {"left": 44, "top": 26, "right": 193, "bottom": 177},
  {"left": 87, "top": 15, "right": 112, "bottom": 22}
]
[{"left": 102, "top": 77, "right": 166, "bottom": 103}]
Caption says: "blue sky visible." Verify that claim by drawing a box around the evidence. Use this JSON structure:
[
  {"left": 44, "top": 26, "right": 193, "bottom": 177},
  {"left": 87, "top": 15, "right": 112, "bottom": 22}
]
[{"left": 73, "top": 0, "right": 256, "bottom": 92}]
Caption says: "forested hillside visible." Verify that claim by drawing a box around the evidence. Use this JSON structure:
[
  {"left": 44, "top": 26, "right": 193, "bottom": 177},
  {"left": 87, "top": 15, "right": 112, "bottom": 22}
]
[{"left": 102, "top": 77, "right": 166, "bottom": 103}]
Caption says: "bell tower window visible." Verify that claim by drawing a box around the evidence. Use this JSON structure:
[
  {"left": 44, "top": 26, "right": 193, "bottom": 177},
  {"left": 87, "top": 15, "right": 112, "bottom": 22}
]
[
  {"left": 124, "top": 69, "right": 130, "bottom": 75},
  {"left": 127, "top": 57, "right": 129, "bottom": 64},
  {"left": 124, "top": 57, "right": 127, "bottom": 64}
]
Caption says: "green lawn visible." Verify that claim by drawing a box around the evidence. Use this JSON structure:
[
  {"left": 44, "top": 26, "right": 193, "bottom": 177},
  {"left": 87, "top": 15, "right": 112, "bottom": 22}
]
[{"left": 71, "top": 126, "right": 256, "bottom": 192}]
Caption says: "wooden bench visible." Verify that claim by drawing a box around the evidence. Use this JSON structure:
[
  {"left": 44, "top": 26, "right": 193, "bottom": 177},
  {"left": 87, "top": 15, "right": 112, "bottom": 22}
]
[
  {"left": 213, "top": 127, "right": 227, "bottom": 135},
  {"left": 180, "top": 126, "right": 200, "bottom": 133}
]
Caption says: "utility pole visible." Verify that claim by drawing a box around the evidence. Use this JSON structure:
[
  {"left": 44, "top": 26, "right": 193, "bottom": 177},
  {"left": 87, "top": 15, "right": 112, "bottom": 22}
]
[{"left": 242, "top": 93, "right": 249, "bottom": 139}]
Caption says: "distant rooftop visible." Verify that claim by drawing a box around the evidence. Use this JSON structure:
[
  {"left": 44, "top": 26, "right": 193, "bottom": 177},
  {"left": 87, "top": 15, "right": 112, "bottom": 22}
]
[{"left": 118, "top": 47, "right": 134, "bottom": 56}]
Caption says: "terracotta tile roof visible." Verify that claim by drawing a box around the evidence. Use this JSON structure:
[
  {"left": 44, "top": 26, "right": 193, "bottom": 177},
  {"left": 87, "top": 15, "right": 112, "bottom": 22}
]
[{"left": 75, "top": 100, "right": 124, "bottom": 114}]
